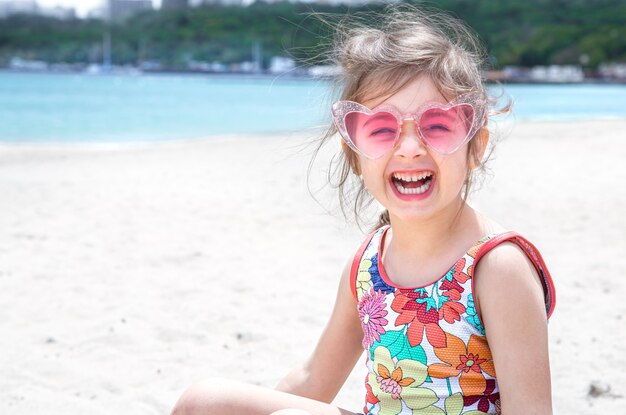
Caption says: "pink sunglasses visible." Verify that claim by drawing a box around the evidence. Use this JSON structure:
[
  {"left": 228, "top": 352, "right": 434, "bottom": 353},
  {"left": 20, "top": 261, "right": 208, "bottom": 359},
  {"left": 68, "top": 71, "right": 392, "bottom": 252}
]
[{"left": 331, "top": 92, "right": 486, "bottom": 160}]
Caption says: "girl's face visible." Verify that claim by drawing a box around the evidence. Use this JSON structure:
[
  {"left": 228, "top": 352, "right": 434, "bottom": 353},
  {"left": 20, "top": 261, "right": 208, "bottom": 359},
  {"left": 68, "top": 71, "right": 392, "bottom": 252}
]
[{"left": 357, "top": 76, "right": 474, "bottom": 224}]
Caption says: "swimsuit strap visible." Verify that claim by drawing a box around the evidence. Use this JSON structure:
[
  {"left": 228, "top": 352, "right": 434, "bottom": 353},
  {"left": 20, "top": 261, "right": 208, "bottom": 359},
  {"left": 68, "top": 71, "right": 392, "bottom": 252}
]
[
  {"left": 349, "top": 227, "right": 380, "bottom": 300},
  {"left": 472, "top": 231, "right": 556, "bottom": 318}
]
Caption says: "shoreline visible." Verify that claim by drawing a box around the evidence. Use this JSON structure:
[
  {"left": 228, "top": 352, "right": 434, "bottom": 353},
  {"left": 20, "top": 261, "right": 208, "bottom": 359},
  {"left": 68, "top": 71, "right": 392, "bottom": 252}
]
[{"left": 2, "top": 68, "right": 626, "bottom": 85}]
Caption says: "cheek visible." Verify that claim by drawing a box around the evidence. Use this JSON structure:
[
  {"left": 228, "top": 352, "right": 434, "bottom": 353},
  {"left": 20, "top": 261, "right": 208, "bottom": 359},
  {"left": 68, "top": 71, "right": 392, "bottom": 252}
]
[
  {"left": 359, "top": 160, "right": 386, "bottom": 192},
  {"left": 436, "top": 153, "right": 470, "bottom": 188}
]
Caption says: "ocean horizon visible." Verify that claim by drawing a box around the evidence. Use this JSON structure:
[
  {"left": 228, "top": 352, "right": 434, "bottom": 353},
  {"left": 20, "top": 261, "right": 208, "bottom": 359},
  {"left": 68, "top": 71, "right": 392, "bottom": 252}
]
[{"left": 1, "top": 71, "right": 625, "bottom": 143}]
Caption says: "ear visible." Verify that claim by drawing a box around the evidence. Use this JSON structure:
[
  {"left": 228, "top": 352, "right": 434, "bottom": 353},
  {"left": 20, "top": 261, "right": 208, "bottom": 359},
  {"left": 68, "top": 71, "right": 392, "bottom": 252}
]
[{"left": 469, "top": 127, "right": 490, "bottom": 170}]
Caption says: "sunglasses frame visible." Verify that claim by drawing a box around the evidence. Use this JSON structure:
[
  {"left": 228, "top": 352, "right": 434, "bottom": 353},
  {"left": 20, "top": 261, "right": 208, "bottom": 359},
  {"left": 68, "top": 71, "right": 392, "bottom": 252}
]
[{"left": 332, "top": 92, "right": 487, "bottom": 160}]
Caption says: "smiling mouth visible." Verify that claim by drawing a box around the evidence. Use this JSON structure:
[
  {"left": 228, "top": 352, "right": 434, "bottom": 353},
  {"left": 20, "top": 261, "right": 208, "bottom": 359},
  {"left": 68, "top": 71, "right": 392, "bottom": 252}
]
[{"left": 391, "top": 172, "right": 433, "bottom": 195}]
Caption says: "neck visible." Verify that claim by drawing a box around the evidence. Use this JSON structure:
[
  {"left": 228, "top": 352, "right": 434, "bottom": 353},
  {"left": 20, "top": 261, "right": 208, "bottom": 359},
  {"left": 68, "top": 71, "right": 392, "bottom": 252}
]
[{"left": 385, "top": 198, "right": 481, "bottom": 260}]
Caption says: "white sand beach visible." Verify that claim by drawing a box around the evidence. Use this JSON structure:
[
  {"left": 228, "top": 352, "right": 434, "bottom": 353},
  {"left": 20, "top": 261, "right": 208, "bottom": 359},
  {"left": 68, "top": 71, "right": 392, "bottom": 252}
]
[{"left": 1, "top": 120, "right": 624, "bottom": 414}]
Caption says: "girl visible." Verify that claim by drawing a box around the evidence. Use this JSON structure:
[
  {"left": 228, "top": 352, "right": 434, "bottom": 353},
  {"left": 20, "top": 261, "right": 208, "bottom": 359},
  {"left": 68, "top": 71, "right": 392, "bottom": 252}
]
[{"left": 172, "top": 5, "right": 555, "bottom": 415}]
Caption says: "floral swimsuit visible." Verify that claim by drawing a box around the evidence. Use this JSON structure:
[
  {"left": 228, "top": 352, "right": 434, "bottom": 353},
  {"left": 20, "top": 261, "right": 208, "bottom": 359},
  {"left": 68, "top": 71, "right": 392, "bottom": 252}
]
[{"left": 350, "top": 225, "right": 556, "bottom": 415}]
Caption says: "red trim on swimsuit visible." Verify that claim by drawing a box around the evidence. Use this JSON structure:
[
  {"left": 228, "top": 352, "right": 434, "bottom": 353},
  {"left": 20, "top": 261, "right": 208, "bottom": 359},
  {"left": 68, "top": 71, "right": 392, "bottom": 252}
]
[
  {"left": 472, "top": 231, "right": 556, "bottom": 320},
  {"left": 350, "top": 229, "right": 380, "bottom": 300}
]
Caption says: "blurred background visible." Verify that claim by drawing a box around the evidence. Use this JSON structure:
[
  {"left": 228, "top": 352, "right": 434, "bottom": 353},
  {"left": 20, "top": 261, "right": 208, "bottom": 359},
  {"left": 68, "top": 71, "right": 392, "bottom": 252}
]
[{"left": 0, "top": 0, "right": 625, "bottom": 142}]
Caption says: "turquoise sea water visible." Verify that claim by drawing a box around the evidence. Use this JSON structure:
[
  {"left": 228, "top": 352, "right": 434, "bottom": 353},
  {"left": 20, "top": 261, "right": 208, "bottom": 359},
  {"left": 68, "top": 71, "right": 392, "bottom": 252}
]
[{"left": 1, "top": 72, "right": 625, "bottom": 143}]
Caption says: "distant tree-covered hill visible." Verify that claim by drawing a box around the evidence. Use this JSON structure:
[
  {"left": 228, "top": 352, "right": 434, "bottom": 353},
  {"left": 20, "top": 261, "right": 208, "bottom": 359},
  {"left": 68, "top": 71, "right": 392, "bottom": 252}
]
[{"left": 0, "top": 0, "right": 623, "bottom": 70}]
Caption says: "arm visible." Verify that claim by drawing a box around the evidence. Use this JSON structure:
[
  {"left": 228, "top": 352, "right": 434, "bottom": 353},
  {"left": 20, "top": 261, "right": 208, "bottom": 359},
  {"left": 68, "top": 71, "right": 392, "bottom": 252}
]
[
  {"left": 474, "top": 242, "right": 553, "bottom": 415},
  {"left": 276, "top": 258, "right": 364, "bottom": 403}
]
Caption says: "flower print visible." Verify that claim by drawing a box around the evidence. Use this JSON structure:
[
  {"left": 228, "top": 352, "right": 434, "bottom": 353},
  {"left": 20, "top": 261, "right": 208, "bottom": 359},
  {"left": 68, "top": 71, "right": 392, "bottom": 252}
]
[
  {"left": 392, "top": 288, "right": 446, "bottom": 348},
  {"left": 468, "top": 235, "right": 492, "bottom": 259},
  {"left": 363, "top": 382, "right": 380, "bottom": 414},
  {"left": 369, "top": 253, "right": 395, "bottom": 295},
  {"left": 359, "top": 290, "right": 389, "bottom": 349},
  {"left": 443, "top": 393, "right": 464, "bottom": 415},
  {"left": 457, "top": 352, "right": 487, "bottom": 373},
  {"left": 440, "top": 277, "right": 463, "bottom": 301},
  {"left": 467, "top": 244, "right": 481, "bottom": 259},
  {"left": 438, "top": 300, "right": 466, "bottom": 324},
  {"left": 428, "top": 333, "right": 496, "bottom": 396},
  {"left": 465, "top": 262, "right": 475, "bottom": 280},
  {"left": 466, "top": 294, "right": 486, "bottom": 335},
  {"left": 442, "top": 393, "right": 492, "bottom": 415},
  {"left": 439, "top": 258, "right": 469, "bottom": 303},
  {"left": 448, "top": 257, "right": 470, "bottom": 285},
  {"left": 368, "top": 346, "right": 443, "bottom": 415},
  {"left": 356, "top": 258, "right": 374, "bottom": 299},
  {"left": 463, "top": 379, "right": 500, "bottom": 413}
]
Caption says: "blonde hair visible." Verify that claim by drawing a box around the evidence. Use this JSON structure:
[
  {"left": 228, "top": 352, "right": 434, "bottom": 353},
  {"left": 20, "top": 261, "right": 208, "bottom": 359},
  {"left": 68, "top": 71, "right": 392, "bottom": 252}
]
[{"left": 309, "top": 4, "right": 504, "bottom": 231}]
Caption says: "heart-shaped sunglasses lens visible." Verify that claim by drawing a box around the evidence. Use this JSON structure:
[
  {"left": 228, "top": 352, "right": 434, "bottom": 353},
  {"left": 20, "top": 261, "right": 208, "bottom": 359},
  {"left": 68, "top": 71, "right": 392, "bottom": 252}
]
[
  {"left": 343, "top": 111, "right": 399, "bottom": 159},
  {"left": 417, "top": 104, "right": 475, "bottom": 154}
]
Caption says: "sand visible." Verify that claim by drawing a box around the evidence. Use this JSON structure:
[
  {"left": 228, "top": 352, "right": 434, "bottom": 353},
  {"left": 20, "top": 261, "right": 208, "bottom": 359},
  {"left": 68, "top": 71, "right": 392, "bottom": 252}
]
[{"left": 0, "top": 120, "right": 624, "bottom": 414}]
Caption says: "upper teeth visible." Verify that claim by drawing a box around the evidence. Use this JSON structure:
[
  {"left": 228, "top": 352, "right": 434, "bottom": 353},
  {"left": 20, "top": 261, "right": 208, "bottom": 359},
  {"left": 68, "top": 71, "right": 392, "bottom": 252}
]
[{"left": 392, "top": 172, "right": 432, "bottom": 182}]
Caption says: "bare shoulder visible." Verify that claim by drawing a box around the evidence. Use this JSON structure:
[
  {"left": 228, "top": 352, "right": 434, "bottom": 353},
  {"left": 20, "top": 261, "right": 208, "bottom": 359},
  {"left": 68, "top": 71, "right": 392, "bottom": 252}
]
[
  {"left": 475, "top": 241, "right": 542, "bottom": 290},
  {"left": 474, "top": 241, "right": 547, "bottom": 321}
]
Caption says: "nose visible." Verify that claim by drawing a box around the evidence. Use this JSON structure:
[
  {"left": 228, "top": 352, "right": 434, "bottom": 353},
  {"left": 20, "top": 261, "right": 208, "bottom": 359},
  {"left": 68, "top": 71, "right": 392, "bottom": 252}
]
[{"left": 394, "top": 119, "right": 428, "bottom": 158}]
